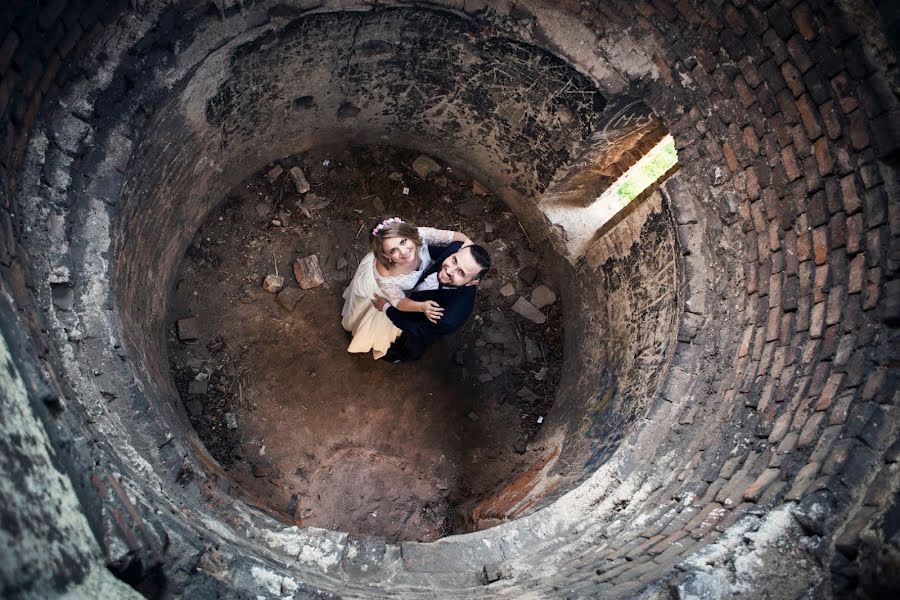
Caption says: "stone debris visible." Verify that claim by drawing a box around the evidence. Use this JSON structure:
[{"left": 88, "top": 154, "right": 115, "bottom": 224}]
[
  {"left": 499, "top": 283, "right": 516, "bottom": 297},
  {"left": 262, "top": 274, "right": 284, "bottom": 294},
  {"left": 185, "top": 400, "right": 202, "bottom": 417},
  {"left": 467, "top": 411, "right": 479, "bottom": 422},
  {"left": 304, "top": 193, "right": 332, "bottom": 211},
  {"left": 411, "top": 154, "right": 442, "bottom": 179},
  {"left": 477, "top": 373, "right": 493, "bottom": 383},
  {"left": 336, "top": 256, "right": 348, "bottom": 270},
  {"left": 472, "top": 180, "right": 489, "bottom": 196},
  {"left": 254, "top": 203, "right": 269, "bottom": 217},
  {"left": 225, "top": 412, "right": 238, "bottom": 430},
  {"left": 388, "top": 171, "right": 403, "bottom": 181},
  {"left": 530, "top": 285, "right": 557, "bottom": 309},
  {"left": 511, "top": 297, "right": 546, "bottom": 324},
  {"left": 188, "top": 380, "right": 208, "bottom": 395},
  {"left": 266, "top": 165, "right": 283, "bottom": 183},
  {"left": 293, "top": 255, "right": 324, "bottom": 289},
  {"left": 517, "top": 266, "right": 539, "bottom": 285},
  {"left": 177, "top": 317, "right": 199, "bottom": 341},
  {"left": 251, "top": 461, "right": 273, "bottom": 478},
  {"left": 372, "top": 196, "right": 385, "bottom": 211},
  {"left": 289, "top": 166, "right": 310, "bottom": 194},
  {"left": 276, "top": 287, "right": 302, "bottom": 311}
]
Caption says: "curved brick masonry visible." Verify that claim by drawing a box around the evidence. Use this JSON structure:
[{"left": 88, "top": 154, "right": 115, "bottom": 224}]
[{"left": 1, "top": 1, "right": 897, "bottom": 598}]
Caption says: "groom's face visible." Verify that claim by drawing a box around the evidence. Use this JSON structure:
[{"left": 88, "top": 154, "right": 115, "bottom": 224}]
[{"left": 437, "top": 247, "right": 481, "bottom": 287}]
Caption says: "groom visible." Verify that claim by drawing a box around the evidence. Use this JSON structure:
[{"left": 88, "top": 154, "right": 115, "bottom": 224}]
[{"left": 373, "top": 241, "right": 491, "bottom": 362}]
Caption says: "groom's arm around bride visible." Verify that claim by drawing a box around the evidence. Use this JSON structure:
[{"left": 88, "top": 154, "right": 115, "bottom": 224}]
[{"left": 375, "top": 241, "right": 491, "bottom": 362}]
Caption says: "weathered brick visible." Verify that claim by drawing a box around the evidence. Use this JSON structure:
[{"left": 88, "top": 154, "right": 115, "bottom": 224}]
[
  {"left": 847, "top": 109, "right": 870, "bottom": 150},
  {"left": 865, "top": 227, "right": 883, "bottom": 267},
  {"left": 831, "top": 72, "right": 858, "bottom": 114},
  {"left": 861, "top": 367, "right": 886, "bottom": 402},
  {"left": 798, "top": 411, "right": 825, "bottom": 447},
  {"left": 780, "top": 145, "right": 801, "bottom": 181},
  {"left": 829, "top": 213, "right": 846, "bottom": 250},
  {"left": 847, "top": 253, "right": 865, "bottom": 293},
  {"left": 786, "top": 35, "right": 813, "bottom": 73},
  {"left": 812, "top": 226, "right": 828, "bottom": 265},
  {"left": 808, "top": 301, "right": 825, "bottom": 338},
  {"left": 796, "top": 94, "right": 823, "bottom": 140},
  {"left": 841, "top": 175, "right": 862, "bottom": 215},
  {"left": 864, "top": 186, "right": 888, "bottom": 228},
  {"left": 784, "top": 461, "right": 821, "bottom": 500},
  {"left": 845, "top": 213, "right": 863, "bottom": 255},
  {"left": 812, "top": 138, "right": 832, "bottom": 176},
  {"left": 828, "top": 390, "right": 855, "bottom": 425},
  {"left": 743, "top": 468, "right": 781, "bottom": 502}
]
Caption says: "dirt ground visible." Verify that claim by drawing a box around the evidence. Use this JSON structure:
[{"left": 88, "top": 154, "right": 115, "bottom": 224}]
[{"left": 166, "top": 145, "right": 563, "bottom": 542}]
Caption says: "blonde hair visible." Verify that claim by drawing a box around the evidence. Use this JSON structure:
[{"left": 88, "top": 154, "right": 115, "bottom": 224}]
[{"left": 371, "top": 220, "right": 422, "bottom": 268}]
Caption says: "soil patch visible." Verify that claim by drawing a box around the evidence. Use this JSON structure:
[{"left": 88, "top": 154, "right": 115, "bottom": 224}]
[{"left": 166, "top": 145, "right": 563, "bottom": 542}]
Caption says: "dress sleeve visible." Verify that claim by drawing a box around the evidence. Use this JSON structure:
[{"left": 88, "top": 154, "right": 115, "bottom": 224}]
[
  {"left": 418, "top": 226, "right": 456, "bottom": 246},
  {"left": 373, "top": 271, "right": 408, "bottom": 306}
]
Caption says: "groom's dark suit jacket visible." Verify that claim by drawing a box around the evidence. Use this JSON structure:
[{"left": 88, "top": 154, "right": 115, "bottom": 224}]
[{"left": 384, "top": 241, "right": 476, "bottom": 360}]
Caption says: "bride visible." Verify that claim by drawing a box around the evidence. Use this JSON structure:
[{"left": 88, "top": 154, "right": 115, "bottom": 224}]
[{"left": 341, "top": 217, "right": 471, "bottom": 359}]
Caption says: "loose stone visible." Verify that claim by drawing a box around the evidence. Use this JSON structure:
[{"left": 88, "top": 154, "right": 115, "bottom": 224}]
[
  {"left": 262, "top": 274, "right": 284, "bottom": 293},
  {"left": 225, "top": 412, "right": 238, "bottom": 430},
  {"left": 177, "top": 317, "right": 200, "bottom": 341},
  {"left": 293, "top": 255, "right": 325, "bottom": 289},
  {"left": 517, "top": 266, "right": 539, "bottom": 285},
  {"left": 289, "top": 166, "right": 310, "bottom": 194},
  {"left": 530, "top": 285, "right": 557, "bottom": 309},
  {"left": 266, "top": 165, "right": 283, "bottom": 183},
  {"left": 276, "top": 287, "right": 302, "bottom": 311},
  {"left": 512, "top": 297, "right": 546, "bottom": 324},
  {"left": 411, "top": 154, "right": 442, "bottom": 179},
  {"left": 499, "top": 283, "right": 516, "bottom": 297}
]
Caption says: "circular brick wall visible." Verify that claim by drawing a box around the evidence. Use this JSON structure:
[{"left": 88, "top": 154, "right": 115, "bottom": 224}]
[{"left": 0, "top": 1, "right": 897, "bottom": 598}]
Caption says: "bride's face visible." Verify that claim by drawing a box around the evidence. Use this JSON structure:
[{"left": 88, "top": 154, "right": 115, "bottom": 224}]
[{"left": 382, "top": 236, "right": 417, "bottom": 265}]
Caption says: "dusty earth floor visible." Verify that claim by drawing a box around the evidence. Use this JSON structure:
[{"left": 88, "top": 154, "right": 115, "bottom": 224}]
[{"left": 166, "top": 145, "right": 563, "bottom": 542}]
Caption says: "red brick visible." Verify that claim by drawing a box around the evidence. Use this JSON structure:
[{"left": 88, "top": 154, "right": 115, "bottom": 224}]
[
  {"left": 846, "top": 213, "right": 863, "bottom": 255},
  {"left": 780, "top": 145, "right": 801, "bottom": 181},
  {"left": 866, "top": 226, "right": 883, "bottom": 266},
  {"left": 780, "top": 61, "right": 804, "bottom": 97},
  {"left": 796, "top": 94, "right": 823, "bottom": 140},
  {"left": 840, "top": 175, "right": 862, "bottom": 214},
  {"left": 847, "top": 254, "right": 865, "bottom": 293},
  {"left": 766, "top": 307, "right": 781, "bottom": 341},
  {"left": 796, "top": 225, "right": 812, "bottom": 264},
  {"left": 812, "top": 138, "right": 833, "bottom": 176},
  {"left": 786, "top": 35, "right": 813, "bottom": 73},
  {"left": 723, "top": 142, "right": 739, "bottom": 172},
  {"left": 791, "top": 123, "right": 812, "bottom": 157},
  {"left": 792, "top": 5, "right": 817, "bottom": 41},
  {"left": 813, "top": 264, "right": 830, "bottom": 302},
  {"left": 819, "top": 100, "right": 842, "bottom": 140},
  {"left": 830, "top": 73, "right": 858, "bottom": 114},
  {"left": 829, "top": 212, "right": 846, "bottom": 249},
  {"left": 826, "top": 285, "right": 845, "bottom": 325},
  {"left": 812, "top": 226, "right": 828, "bottom": 265},
  {"left": 743, "top": 468, "right": 781, "bottom": 502},
  {"left": 809, "top": 302, "right": 826, "bottom": 338},
  {"left": 745, "top": 166, "right": 760, "bottom": 200},
  {"left": 734, "top": 75, "right": 756, "bottom": 108},
  {"left": 847, "top": 109, "right": 870, "bottom": 150}
]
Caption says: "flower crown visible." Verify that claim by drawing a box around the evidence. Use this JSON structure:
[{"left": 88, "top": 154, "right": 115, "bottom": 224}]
[{"left": 372, "top": 217, "right": 403, "bottom": 236}]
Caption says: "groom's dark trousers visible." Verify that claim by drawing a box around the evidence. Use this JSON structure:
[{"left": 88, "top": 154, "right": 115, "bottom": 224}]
[{"left": 383, "top": 242, "right": 476, "bottom": 362}]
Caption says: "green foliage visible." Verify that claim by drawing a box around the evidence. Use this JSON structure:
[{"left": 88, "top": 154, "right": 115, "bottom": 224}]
[{"left": 615, "top": 137, "right": 677, "bottom": 203}]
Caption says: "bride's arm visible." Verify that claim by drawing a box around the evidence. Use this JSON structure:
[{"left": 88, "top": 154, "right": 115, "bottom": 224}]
[{"left": 419, "top": 226, "right": 472, "bottom": 246}]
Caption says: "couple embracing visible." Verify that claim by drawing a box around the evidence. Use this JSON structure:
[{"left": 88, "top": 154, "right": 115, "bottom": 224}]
[{"left": 341, "top": 218, "right": 491, "bottom": 362}]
